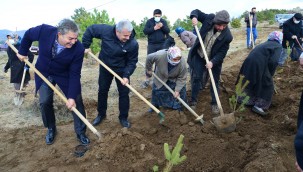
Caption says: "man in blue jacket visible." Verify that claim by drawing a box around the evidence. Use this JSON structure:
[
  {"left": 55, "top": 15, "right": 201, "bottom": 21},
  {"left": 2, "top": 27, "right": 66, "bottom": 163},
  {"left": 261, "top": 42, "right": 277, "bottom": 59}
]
[
  {"left": 17, "top": 19, "right": 89, "bottom": 145},
  {"left": 143, "top": 9, "right": 170, "bottom": 55},
  {"left": 82, "top": 20, "right": 139, "bottom": 128},
  {"left": 188, "top": 9, "right": 233, "bottom": 115}
]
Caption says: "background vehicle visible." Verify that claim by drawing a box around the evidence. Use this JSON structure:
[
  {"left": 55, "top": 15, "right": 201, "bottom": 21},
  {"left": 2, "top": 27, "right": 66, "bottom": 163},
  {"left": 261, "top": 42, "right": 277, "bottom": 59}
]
[{"left": 29, "top": 46, "right": 39, "bottom": 55}]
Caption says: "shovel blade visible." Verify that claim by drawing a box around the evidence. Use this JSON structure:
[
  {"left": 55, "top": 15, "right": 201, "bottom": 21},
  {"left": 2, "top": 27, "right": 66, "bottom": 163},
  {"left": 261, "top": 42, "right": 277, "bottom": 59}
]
[
  {"left": 212, "top": 113, "right": 236, "bottom": 133},
  {"left": 13, "top": 95, "right": 24, "bottom": 106}
]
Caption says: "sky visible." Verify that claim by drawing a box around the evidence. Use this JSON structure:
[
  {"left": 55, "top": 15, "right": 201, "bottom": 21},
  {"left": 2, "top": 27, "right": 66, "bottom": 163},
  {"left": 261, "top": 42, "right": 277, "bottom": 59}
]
[{"left": 0, "top": 0, "right": 302, "bottom": 31}]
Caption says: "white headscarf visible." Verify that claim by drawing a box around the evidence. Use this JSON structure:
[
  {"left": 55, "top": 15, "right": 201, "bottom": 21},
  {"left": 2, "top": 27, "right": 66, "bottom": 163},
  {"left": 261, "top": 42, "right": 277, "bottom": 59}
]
[{"left": 167, "top": 46, "right": 182, "bottom": 66}]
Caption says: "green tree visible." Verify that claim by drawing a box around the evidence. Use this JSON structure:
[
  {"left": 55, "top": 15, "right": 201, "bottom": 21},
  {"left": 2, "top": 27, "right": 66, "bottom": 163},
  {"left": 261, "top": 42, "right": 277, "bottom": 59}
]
[
  {"left": 133, "top": 17, "right": 148, "bottom": 39},
  {"left": 71, "top": 8, "right": 115, "bottom": 54},
  {"left": 230, "top": 17, "right": 241, "bottom": 28}
]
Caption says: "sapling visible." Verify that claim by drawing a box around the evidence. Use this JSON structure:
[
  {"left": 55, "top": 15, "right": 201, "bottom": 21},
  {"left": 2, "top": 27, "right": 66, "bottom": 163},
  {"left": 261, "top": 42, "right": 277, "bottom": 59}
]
[
  {"left": 153, "top": 134, "right": 187, "bottom": 172},
  {"left": 229, "top": 75, "right": 250, "bottom": 113}
]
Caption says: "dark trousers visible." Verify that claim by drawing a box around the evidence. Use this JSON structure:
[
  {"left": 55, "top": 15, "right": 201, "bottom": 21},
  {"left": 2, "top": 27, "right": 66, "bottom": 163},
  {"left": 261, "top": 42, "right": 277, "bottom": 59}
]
[
  {"left": 39, "top": 77, "right": 86, "bottom": 135},
  {"left": 147, "top": 43, "right": 164, "bottom": 54},
  {"left": 190, "top": 56, "right": 221, "bottom": 105},
  {"left": 295, "top": 91, "right": 303, "bottom": 168},
  {"left": 97, "top": 66, "right": 130, "bottom": 120}
]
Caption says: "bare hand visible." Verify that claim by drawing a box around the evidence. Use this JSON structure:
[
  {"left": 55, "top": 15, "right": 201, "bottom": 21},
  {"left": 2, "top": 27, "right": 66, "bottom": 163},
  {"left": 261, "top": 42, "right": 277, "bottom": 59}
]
[
  {"left": 121, "top": 77, "right": 129, "bottom": 85},
  {"left": 84, "top": 48, "right": 91, "bottom": 54},
  {"left": 192, "top": 17, "right": 198, "bottom": 26},
  {"left": 174, "top": 91, "right": 180, "bottom": 98},
  {"left": 157, "top": 22, "right": 163, "bottom": 28},
  {"left": 66, "top": 98, "right": 76, "bottom": 110},
  {"left": 292, "top": 35, "right": 298, "bottom": 39},
  {"left": 154, "top": 25, "right": 161, "bottom": 30},
  {"left": 205, "top": 61, "right": 213, "bottom": 69},
  {"left": 16, "top": 53, "right": 28, "bottom": 62}
]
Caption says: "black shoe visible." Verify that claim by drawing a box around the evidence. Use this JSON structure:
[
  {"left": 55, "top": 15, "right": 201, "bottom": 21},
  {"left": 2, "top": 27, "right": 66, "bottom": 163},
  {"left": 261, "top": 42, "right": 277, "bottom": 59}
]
[
  {"left": 119, "top": 119, "right": 131, "bottom": 128},
  {"left": 92, "top": 115, "right": 106, "bottom": 126},
  {"left": 45, "top": 127, "right": 56, "bottom": 145},
  {"left": 252, "top": 106, "right": 268, "bottom": 117},
  {"left": 77, "top": 133, "right": 90, "bottom": 145}
]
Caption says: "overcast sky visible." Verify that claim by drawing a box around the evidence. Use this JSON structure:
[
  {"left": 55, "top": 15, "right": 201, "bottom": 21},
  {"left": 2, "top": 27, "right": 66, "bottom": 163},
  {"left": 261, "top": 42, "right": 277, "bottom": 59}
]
[{"left": 0, "top": 0, "right": 301, "bottom": 31}]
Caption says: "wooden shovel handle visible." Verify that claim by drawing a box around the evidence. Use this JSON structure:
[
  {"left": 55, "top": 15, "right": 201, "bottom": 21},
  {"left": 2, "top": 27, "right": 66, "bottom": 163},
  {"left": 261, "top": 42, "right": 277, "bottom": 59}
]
[
  {"left": 7, "top": 41, "right": 101, "bottom": 138},
  {"left": 194, "top": 25, "right": 224, "bottom": 116},
  {"left": 295, "top": 37, "right": 303, "bottom": 51},
  {"left": 138, "top": 61, "right": 201, "bottom": 119},
  {"left": 249, "top": 14, "right": 255, "bottom": 48},
  {"left": 88, "top": 52, "right": 164, "bottom": 120}
]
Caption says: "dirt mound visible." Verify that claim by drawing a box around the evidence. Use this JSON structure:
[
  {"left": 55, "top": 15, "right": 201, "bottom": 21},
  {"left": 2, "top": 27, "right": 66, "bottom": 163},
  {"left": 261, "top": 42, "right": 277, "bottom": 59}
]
[{"left": 0, "top": 25, "right": 300, "bottom": 171}]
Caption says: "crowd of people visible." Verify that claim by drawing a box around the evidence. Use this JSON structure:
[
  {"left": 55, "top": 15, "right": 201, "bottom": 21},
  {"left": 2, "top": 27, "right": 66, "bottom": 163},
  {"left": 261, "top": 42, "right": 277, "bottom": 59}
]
[{"left": 3, "top": 7, "right": 303, "bottom": 171}]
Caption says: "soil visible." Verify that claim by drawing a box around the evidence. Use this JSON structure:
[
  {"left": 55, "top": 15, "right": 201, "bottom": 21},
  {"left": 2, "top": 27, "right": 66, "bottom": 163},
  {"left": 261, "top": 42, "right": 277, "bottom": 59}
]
[{"left": 0, "top": 22, "right": 301, "bottom": 172}]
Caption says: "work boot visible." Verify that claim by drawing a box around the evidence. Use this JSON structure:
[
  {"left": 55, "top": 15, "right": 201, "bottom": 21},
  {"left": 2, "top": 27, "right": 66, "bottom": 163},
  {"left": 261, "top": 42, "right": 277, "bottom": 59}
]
[{"left": 212, "top": 105, "right": 220, "bottom": 116}]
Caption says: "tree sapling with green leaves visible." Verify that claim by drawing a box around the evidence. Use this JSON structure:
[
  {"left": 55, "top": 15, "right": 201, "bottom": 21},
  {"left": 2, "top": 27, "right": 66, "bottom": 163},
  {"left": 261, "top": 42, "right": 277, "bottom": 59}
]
[
  {"left": 229, "top": 75, "right": 250, "bottom": 113},
  {"left": 153, "top": 134, "right": 187, "bottom": 172}
]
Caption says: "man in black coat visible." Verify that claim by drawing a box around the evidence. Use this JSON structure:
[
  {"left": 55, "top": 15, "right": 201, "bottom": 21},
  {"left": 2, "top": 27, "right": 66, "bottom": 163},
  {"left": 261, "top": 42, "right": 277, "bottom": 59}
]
[
  {"left": 278, "top": 13, "right": 303, "bottom": 65},
  {"left": 143, "top": 9, "right": 170, "bottom": 55},
  {"left": 188, "top": 9, "right": 233, "bottom": 115},
  {"left": 238, "top": 31, "right": 283, "bottom": 116},
  {"left": 82, "top": 20, "right": 139, "bottom": 128}
]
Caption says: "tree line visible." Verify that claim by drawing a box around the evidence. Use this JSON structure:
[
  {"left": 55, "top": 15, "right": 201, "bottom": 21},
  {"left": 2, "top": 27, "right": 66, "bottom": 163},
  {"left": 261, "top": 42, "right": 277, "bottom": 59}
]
[{"left": 71, "top": 7, "right": 302, "bottom": 54}]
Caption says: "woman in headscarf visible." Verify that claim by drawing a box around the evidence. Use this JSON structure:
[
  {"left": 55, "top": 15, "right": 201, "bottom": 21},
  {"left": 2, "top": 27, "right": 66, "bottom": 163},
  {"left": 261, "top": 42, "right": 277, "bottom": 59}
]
[
  {"left": 145, "top": 46, "right": 187, "bottom": 112},
  {"left": 237, "top": 31, "right": 283, "bottom": 116}
]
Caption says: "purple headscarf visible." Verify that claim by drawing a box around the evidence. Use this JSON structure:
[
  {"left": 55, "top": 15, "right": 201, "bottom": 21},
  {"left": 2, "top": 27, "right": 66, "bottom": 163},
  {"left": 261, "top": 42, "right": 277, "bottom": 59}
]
[{"left": 268, "top": 31, "right": 283, "bottom": 44}]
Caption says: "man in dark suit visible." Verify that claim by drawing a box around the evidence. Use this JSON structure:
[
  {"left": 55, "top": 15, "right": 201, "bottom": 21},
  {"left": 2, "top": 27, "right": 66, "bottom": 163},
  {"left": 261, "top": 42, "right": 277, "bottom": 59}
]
[
  {"left": 82, "top": 20, "right": 138, "bottom": 128},
  {"left": 17, "top": 19, "right": 89, "bottom": 145}
]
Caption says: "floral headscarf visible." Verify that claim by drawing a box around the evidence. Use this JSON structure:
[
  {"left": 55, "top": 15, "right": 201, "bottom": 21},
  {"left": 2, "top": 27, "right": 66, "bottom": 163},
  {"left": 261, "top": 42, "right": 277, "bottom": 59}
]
[
  {"left": 268, "top": 31, "right": 283, "bottom": 44},
  {"left": 167, "top": 46, "right": 182, "bottom": 66}
]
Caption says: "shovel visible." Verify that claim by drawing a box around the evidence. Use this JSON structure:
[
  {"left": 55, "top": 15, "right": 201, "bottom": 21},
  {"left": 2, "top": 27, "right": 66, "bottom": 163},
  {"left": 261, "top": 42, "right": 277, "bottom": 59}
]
[
  {"left": 138, "top": 61, "right": 204, "bottom": 124},
  {"left": 194, "top": 25, "right": 236, "bottom": 132},
  {"left": 6, "top": 41, "right": 102, "bottom": 139},
  {"left": 249, "top": 14, "right": 255, "bottom": 49},
  {"left": 295, "top": 37, "right": 303, "bottom": 51},
  {"left": 88, "top": 52, "right": 165, "bottom": 123},
  {"left": 14, "top": 66, "right": 27, "bottom": 106}
]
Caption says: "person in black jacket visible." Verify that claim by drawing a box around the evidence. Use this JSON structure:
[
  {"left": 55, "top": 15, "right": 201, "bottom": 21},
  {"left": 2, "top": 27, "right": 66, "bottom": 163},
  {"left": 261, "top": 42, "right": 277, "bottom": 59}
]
[
  {"left": 278, "top": 13, "right": 303, "bottom": 66},
  {"left": 143, "top": 9, "right": 170, "bottom": 54},
  {"left": 82, "top": 20, "right": 139, "bottom": 128},
  {"left": 237, "top": 31, "right": 283, "bottom": 116},
  {"left": 5, "top": 34, "right": 34, "bottom": 97},
  {"left": 188, "top": 9, "right": 233, "bottom": 115}
]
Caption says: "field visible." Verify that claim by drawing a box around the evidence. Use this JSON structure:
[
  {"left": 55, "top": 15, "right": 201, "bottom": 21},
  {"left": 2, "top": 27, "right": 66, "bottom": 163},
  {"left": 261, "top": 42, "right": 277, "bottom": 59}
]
[{"left": 0, "top": 22, "right": 302, "bottom": 172}]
